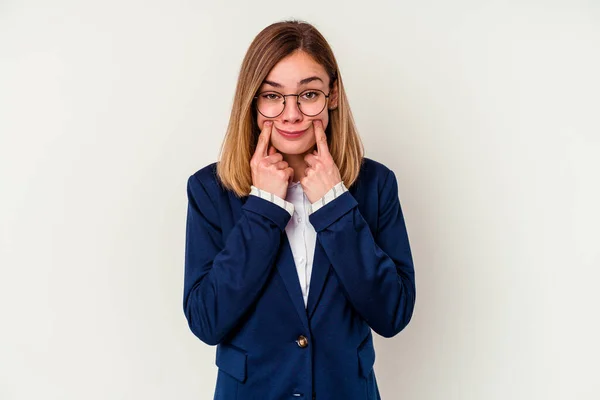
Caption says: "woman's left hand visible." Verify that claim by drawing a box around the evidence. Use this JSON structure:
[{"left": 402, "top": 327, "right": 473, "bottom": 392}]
[{"left": 301, "top": 120, "right": 342, "bottom": 203}]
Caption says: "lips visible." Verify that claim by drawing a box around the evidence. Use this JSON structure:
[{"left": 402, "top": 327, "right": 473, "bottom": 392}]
[{"left": 275, "top": 127, "right": 308, "bottom": 138}]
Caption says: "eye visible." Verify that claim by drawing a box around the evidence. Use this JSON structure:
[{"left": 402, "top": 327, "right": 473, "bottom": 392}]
[
  {"left": 300, "top": 90, "right": 321, "bottom": 101},
  {"left": 260, "top": 92, "right": 282, "bottom": 101}
]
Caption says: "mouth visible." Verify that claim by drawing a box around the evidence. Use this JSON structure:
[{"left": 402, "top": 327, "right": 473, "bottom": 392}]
[{"left": 275, "top": 127, "right": 309, "bottom": 139}]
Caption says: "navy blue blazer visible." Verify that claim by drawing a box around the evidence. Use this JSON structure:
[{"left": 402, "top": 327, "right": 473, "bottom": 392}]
[{"left": 183, "top": 157, "right": 416, "bottom": 400}]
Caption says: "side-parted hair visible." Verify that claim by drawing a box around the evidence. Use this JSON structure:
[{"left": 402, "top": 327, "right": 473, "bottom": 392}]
[{"left": 216, "top": 20, "right": 364, "bottom": 197}]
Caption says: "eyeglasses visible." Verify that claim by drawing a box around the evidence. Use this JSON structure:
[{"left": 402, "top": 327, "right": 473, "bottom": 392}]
[{"left": 254, "top": 89, "right": 330, "bottom": 118}]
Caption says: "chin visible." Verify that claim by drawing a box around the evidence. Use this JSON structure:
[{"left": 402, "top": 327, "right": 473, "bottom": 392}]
[
  {"left": 273, "top": 140, "right": 315, "bottom": 156},
  {"left": 279, "top": 147, "right": 311, "bottom": 155}
]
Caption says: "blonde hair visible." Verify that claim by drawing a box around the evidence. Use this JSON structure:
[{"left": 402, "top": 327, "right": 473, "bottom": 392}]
[{"left": 217, "top": 20, "right": 364, "bottom": 197}]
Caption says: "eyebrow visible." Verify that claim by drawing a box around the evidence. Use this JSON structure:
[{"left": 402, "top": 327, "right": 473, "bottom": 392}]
[{"left": 263, "top": 76, "right": 324, "bottom": 88}]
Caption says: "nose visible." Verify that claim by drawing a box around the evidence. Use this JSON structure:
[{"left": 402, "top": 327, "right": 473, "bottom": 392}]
[{"left": 281, "top": 97, "right": 303, "bottom": 123}]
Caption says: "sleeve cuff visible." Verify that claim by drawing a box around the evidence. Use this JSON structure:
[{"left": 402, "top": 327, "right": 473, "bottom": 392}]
[
  {"left": 242, "top": 194, "right": 292, "bottom": 232},
  {"left": 249, "top": 186, "right": 294, "bottom": 216},
  {"left": 308, "top": 181, "right": 348, "bottom": 215},
  {"left": 308, "top": 190, "right": 358, "bottom": 232}
]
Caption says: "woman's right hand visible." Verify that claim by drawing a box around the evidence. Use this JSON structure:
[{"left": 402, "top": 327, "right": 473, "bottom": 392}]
[{"left": 251, "top": 121, "right": 294, "bottom": 200}]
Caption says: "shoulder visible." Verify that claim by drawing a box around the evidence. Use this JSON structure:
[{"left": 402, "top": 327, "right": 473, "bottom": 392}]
[
  {"left": 186, "top": 162, "right": 228, "bottom": 207},
  {"left": 188, "top": 162, "right": 221, "bottom": 191},
  {"left": 355, "top": 157, "right": 395, "bottom": 192},
  {"left": 359, "top": 157, "right": 392, "bottom": 178}
]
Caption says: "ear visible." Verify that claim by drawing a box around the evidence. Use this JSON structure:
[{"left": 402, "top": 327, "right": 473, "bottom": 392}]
[{"left": 328, "top": 79, "right": 339, "bottom": 110}]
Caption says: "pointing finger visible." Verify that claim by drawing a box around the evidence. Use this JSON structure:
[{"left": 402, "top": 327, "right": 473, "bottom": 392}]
[
  {"left": 255, "top": 121, "right": 273, "bottom": 158},
  {"left": 313, "top": 120, "right": 329, "bottom": 156}
]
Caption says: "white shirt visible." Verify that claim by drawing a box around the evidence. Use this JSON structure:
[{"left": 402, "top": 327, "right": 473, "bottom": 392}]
[{"left": 250, "top": 181, "right": 348, "bottom": 307}]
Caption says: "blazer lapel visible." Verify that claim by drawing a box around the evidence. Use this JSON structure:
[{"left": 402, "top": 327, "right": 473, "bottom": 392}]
[
  {"left": 306, "top": 238, "right": 331, "bottom": 319},
  {"left": 276, "top": 234, "right": 310, "bottom": 332}
]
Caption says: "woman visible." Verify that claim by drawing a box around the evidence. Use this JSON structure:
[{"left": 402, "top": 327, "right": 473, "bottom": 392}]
[{"left": 183, "top": 20, "right": 416, "bottom": 400}]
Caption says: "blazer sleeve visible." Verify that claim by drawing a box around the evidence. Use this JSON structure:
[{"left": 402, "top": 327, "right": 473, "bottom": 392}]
[
  {"left": 183, "top": 173, "right": 291, "bottom": 345},
  {"left": 308, "top": 169, "right": 416, "bottom": 338}
]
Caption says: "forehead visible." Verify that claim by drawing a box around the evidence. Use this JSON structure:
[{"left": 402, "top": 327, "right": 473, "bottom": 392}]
[{"left": 264, "top": 51, "right": 328, "bottom": 88}]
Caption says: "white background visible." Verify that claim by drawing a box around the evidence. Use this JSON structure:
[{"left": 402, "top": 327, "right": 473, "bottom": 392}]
[{"left": 1, "top": 1, "right": 599, "bottom": 399}]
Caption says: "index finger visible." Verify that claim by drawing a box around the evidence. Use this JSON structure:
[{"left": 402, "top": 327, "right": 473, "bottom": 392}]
[
  {"left": 254, "top": 121, "right": 273, "bottom": 158},
  {"left": 313, "top": 120, "right": 329, "bottom": 156}
]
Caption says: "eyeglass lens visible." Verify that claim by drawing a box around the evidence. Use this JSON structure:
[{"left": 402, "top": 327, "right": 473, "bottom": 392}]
[{"left": 256, "top": 89, "right": 327, "bottom": 118}]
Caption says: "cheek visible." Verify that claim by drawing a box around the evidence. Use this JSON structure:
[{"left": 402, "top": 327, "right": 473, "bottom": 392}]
[
  {"left": 314, "top": 111, "right": 330, "bottom": 132},
  {"left": 321, "top": 115, "right": 330, "bottom": 131},
  {"left": 256, "top": 113, "right": 266, "bottom": 129}
]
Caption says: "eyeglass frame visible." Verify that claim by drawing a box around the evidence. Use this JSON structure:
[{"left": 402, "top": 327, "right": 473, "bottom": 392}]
[{"left": 253, "top": 89, "right": 331, "bottom": 118}]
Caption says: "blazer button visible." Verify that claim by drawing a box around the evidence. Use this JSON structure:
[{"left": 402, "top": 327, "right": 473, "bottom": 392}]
[{"left": 296, "top": 335, "right": 308, "bottom": 348}]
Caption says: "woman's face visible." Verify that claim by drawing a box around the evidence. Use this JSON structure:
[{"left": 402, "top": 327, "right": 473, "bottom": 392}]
[{"left": 256, "top": 50, "right": 337, "bottom": 156}]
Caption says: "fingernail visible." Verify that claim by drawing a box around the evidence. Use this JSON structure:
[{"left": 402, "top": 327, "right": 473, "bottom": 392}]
[{"left": 265, "top": 121, "right": 272, "bottom": 126}]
